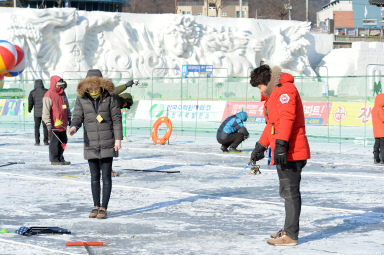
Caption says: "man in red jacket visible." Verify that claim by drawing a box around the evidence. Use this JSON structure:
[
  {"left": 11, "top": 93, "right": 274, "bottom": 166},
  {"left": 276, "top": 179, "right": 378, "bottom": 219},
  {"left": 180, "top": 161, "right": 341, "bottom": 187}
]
[
  {"left": 372, "top": 93, "right": 384, "bottom": 164},
  {"left": 249, "top": 65, "right": 310, "bottom": 246},
  {"left": 42, "top": 75, "right": 71, "bottom": 165}
]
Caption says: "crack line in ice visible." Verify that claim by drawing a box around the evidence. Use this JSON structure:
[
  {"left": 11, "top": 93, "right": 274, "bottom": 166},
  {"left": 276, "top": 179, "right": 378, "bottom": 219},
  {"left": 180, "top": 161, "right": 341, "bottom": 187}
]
[
  {"left": 0, "top": 237, "right": 78, "bottom": 255},
  {"left": 0, "top": 171, "right": 370, "bottom": 215},
  {"left": 0, "top": 146, "right": 382, "bottom": 180},
  {"left": 122, "top": 146, "right": 384, "bottom": 170},
  {"left": 125, "top": 158, "right": 384, "bottom": 180}
]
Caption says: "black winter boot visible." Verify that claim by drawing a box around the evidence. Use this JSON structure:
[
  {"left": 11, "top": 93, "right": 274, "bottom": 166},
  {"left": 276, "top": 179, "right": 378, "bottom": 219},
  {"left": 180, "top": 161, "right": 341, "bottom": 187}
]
[
  {"left": 221, "top": 145, "right": 229, "bottom": 152},
  {"left": 374, "top": 152, "right": 380, "bottom": 164},
  {"left": 228, "top": 147, "right": 242, "bottom": 153}
]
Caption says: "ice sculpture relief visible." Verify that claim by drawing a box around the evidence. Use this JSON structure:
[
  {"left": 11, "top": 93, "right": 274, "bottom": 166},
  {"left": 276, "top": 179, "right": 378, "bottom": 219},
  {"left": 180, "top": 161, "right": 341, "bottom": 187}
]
[{"left": 0, "top": 8, "right": 313, "bottom": 79}]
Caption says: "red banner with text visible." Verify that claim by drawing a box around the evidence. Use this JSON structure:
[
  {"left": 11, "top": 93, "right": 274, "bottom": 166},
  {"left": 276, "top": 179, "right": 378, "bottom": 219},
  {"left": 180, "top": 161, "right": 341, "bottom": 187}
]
[{"left": 222, "top": 101, "right": 331, "bottom": 125}]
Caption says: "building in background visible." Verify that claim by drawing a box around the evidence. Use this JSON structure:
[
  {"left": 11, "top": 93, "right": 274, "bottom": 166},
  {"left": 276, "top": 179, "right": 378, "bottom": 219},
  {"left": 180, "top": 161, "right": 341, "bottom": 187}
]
[
  {"left": 370, "top": 0, "right": 384, "bottom": 7},
  {"left": 177, "top": 0, "right": 248, "bottom": 18},
  {"left": 317, "top": 0, "right": 384, "bottom": 34},
  {"left": 67, "top": 0, "right": 126, "bottom": 11},
  {"left": 0, "top": 0, "right": 14, "bottom": 7}
]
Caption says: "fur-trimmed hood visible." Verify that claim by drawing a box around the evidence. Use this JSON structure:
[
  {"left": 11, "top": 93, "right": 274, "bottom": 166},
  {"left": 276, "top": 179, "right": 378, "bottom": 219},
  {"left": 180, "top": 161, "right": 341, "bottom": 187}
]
[
  {"left": 264, "top": 66, "right": 295, "bottom": 97},
  {"left": 77, "top": 77, "right": 115, "bottom": 97},
  {"left": 264, "top": 66, "right": 282, "bottom": 97}
]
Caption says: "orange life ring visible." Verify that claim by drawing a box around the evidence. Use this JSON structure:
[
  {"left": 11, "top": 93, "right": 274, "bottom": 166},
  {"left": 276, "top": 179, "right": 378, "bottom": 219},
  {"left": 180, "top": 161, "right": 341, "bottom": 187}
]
[{"left": 151, "top": 117, "right": 173, "bottom": 145}]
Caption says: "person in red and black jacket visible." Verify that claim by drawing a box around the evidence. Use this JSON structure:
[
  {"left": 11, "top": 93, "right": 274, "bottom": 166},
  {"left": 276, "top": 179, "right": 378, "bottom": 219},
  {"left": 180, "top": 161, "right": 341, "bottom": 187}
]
[
  {"left": 42, "top": 75, "right": 71, "bottom": 165},
  {"left": 249, "top": 65, "right": 310, "bottom": 246},
  {"left": 372, "top": 93, "right": 384, "bottom": 164}
]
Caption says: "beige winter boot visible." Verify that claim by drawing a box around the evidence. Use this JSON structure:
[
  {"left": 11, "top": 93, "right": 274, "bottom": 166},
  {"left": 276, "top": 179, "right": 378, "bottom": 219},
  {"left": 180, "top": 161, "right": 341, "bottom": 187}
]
[
  {"left": 96, "top": 207, "right": 107, "bottom": 219},
  {"left": 267, "top": 233, "right": 298, "bottom": 246},
  {"left": 270, "top": 229, "right": 284, "bottom": 239},
  {"left": 89, "top": 206, "right": 99, "bottom": 218}
]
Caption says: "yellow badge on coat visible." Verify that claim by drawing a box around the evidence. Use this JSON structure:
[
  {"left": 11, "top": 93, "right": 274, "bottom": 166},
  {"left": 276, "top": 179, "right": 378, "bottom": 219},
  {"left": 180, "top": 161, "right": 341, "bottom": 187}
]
[
  {"left": 96, "top": 114, "right": 103, "bottom": 123},
  {"left": 54, "top": 119, "right": 63, "bottom": 126},
  {"left": 62, "top": 104, "right": 67, "bottom": 109}
]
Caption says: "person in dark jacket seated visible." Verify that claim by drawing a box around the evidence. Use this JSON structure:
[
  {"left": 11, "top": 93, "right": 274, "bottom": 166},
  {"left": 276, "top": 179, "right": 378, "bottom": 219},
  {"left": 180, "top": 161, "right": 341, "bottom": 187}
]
[{"left": 217, "top": 111, "right": 249, "bottom": 152}]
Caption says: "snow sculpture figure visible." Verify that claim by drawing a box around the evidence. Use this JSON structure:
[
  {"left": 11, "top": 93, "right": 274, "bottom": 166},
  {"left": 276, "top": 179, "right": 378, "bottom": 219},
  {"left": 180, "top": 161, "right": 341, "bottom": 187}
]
[{"left": 0, "top": 8, "right": 314, "bottom": 79}]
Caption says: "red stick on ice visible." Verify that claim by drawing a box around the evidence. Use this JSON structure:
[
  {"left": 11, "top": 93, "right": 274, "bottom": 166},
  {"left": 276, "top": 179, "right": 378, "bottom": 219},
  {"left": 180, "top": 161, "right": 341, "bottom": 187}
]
[
  {"left": 66, "top": 242, "right": 103, "bottom": 255},
  {"left": 51, "top": 129, "right": 68, "bottom": 150}
]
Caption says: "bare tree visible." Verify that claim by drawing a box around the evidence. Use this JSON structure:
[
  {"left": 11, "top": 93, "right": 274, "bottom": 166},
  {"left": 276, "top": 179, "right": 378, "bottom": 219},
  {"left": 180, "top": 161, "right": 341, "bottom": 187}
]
[
  {"left": 213, "top": 0, "right": 222, "bottom": 17},
  {"left": 126, "top": 0, "right": 173, "bottom": 13},
  {"left": 129, "top": 0, "right": 137, "bottom": 12},
  {"left": 204, "top": 0, "right": 222, "bottom": 17},
  {"left": 93, "top": 0, "right": 328, "bottom": 25},
  {"left": 279, "top": 7, "right": 288, "bottom": 20}
]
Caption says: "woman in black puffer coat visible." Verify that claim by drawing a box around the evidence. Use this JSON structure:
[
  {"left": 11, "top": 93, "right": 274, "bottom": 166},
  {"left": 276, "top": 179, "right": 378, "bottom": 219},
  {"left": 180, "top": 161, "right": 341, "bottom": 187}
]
[{"left": 69, "top": 70, "right": 123, "bottom": 219}]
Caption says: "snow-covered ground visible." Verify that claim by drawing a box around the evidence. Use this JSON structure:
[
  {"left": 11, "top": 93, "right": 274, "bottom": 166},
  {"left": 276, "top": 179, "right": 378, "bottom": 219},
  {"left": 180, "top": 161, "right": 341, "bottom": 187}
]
[{"left": 0, "top": 128, "right": 383, "bottom": 254}]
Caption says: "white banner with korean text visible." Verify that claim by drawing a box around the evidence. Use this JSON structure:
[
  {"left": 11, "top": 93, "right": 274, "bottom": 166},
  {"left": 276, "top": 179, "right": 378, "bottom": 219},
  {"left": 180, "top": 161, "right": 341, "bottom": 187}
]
[{"left": 135, "top": 100, "right": 227, "bottom": 122}]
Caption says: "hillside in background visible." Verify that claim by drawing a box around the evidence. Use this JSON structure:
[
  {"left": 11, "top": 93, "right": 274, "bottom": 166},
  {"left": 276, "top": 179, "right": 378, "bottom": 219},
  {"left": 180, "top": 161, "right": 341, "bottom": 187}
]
[{"left": 126, "top": 0, "right": 329, "bottom": 26}]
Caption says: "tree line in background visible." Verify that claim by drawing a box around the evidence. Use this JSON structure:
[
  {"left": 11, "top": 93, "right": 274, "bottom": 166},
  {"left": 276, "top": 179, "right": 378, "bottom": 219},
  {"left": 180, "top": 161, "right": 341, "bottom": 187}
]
[
  {"left": 127, "top": 0, "right": 329, "bottom": 26},
  {"left": 1, "top": 0, "right": 329, "bottom": 26}
]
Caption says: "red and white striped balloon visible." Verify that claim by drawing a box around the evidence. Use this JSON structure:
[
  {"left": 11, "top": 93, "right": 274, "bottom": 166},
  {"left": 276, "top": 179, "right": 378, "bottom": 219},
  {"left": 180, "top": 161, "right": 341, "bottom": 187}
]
[
  {"left": 5, "top": 45, "right": 25, "bottom": 77},
  {"left": 0, "top": 40, "right": 17, "bottom": 74}
]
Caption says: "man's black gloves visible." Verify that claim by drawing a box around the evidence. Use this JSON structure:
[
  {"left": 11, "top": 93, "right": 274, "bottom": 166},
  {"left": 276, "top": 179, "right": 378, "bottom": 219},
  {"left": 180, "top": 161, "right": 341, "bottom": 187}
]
[
  {"left": 47, "top": 125, "right": 52, "bottom": 132},
  {"left": 68, "top": 119, "right": 71, "bottom": 127},
  {"left": 251, "top": 142, "right": 267, "bottom": 162},
  {"left": 126, "top": 80, "right": 134, "bottom": 88},
  {"left": 126, "top": 80, "right": 139, "bottom": 88},
  {"left": 274, "top": 139, "right": 288, "bottom": 168}
]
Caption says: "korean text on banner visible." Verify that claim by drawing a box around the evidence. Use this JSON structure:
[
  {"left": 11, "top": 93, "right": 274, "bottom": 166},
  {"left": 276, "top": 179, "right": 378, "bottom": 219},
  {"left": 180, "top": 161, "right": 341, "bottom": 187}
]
[
  {"left": 223, "top": 101, "right": 331, "bottom": 125},
  {"left": 136, "top": 100, "right": 227, "bottom": 122},
  {"left": 329, "top": 102, "right": 373, "bottom": 126}
]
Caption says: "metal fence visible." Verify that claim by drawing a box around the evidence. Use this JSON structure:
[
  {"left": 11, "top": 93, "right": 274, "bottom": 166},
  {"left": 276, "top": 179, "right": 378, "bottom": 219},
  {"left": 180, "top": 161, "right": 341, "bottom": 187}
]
[{"left": 1, "top": 73, "right": 383, "bottom": 152}]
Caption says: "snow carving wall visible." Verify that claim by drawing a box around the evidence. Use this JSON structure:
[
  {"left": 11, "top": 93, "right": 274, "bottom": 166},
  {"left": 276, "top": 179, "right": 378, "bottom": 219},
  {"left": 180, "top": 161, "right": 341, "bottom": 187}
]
[{"left": 0, "top": 7, "right": 313, "bottom": 79}]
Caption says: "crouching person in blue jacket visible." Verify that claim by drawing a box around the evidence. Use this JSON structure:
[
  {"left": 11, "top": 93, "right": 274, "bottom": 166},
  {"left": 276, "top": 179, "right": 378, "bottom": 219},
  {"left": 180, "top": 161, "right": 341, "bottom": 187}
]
[{"left": 217, "top": 111, "right": 249, "bottom": 152}]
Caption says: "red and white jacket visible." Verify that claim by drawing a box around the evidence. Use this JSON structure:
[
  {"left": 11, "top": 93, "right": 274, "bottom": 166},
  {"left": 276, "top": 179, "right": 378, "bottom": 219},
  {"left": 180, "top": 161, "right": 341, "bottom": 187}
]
[
  {"left": 258, "top": 67, "right": 310, "bottom": 165},
  {"left": 372, "top": 93, "right": 384, "bottom": 138},
  {"left": 42, "top": 75, "right": 71, "bottom": 132}
]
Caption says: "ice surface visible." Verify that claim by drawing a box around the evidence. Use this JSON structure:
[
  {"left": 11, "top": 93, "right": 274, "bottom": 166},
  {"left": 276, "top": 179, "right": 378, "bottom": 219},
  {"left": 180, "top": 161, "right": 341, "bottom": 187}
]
[{"left": 0, "top": 128, "right": 383, "bottom": 254}]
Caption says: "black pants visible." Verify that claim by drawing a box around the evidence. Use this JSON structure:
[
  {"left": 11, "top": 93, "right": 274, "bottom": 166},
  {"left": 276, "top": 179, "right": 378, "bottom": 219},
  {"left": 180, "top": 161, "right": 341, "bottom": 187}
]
[
  {"left": 88, "top": 157, "right": 113, "bottom": 209},
  {"left": 276, "top": 160, "right": 306, "bottom": 240},
  {"left": 219, "top": 132, "right": 245, "bottom": 149},
  {"left": 34, "top": 117, "right": 48, "bottom": 144},
  {"left": 373, "top": 138, "right": 384, "bottom": 163},
  {"left": 49, "top": 131, "right": 67, "bottom": 162}
]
